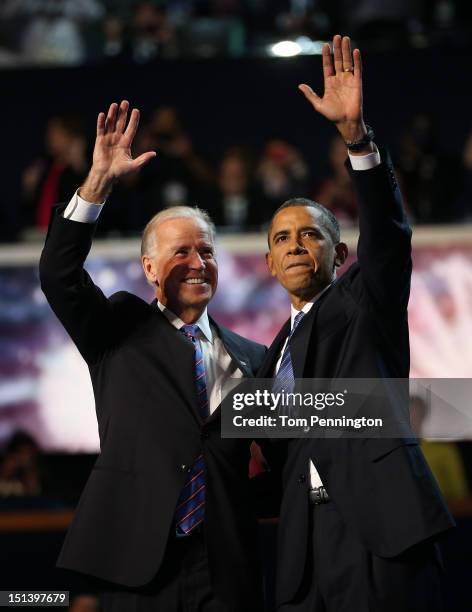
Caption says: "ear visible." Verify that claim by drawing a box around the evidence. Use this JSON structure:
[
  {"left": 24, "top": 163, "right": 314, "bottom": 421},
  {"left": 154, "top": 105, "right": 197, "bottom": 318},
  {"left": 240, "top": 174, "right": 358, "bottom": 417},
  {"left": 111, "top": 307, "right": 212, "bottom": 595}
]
[
  {"left": 142, "top": 255, "right": 159, "bottom": 286},
  {"left": 266, "top": 251, "right": 277, "bottom": 277},
  {"left": 334, "top": 242, "right": 348, "bottom": 267}
]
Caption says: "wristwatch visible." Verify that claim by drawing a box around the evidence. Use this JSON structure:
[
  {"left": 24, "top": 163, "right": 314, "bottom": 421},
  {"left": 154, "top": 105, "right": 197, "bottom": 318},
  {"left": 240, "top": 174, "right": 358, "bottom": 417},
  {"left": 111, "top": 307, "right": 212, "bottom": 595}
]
[{"left": 345, "top": 125, "right": 375, "bottom": 152}]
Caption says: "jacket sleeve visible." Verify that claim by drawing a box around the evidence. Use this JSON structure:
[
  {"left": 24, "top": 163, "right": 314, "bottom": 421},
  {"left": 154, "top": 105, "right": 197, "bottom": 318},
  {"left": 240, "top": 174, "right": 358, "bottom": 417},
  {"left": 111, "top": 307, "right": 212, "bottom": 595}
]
[
  {"left": 39, "top": 205, "right": 114, "bottom": 365},
  {"left": 349, "top": 147, "right": 412, "bottom": 313}
]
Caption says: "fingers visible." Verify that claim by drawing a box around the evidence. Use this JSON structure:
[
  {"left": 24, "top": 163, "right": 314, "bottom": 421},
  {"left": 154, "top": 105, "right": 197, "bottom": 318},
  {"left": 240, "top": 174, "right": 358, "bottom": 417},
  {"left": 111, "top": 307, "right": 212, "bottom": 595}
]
[
  {"left": 341, "top": 36, "right": 353, "bottom": 72},
  {"left": 115, "top": 100, "right": 130, "bottom": 134},
  {"left": 332, "top": 34, "right": 343, "bottom": 74},
  {"left": 133, "top": 151, "right": 157, "bottom": 169},
  {"left": 298, "top": 84, "right": 322, "bottom": 110},
  {"left": 104, "top": 102, "right": 118, "bottom": 133},
  {"left": 353, "top": 48, "right": 362, "bottom": 80},
  {"left": 96, "top": 112, "right": 105, "bottom": 136},
  {"left": 123, "top": 108, "right": 140, "bottom": 147},
  {"left": 322, "top": 42, "right": 334, "bottom": 79}
]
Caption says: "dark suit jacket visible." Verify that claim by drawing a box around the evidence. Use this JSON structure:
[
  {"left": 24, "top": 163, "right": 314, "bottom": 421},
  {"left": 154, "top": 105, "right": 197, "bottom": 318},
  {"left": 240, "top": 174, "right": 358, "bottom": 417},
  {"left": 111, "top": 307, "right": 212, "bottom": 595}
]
[
  {"left": 257, "top": 150, "right": 455, "bottom": 606},
  {"left": 39, "top": 206, "right": 266, "bottom": 608}
]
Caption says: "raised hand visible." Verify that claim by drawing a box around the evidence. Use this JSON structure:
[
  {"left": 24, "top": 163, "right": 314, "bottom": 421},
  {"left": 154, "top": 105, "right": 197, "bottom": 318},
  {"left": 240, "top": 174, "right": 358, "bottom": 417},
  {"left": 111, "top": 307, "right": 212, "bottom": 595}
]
[
  {"left": 298, "top": 35, "right": 368, "bottom": 146},
  {"left": 80, "top": 100, "right": 156, "bottom": 203}
]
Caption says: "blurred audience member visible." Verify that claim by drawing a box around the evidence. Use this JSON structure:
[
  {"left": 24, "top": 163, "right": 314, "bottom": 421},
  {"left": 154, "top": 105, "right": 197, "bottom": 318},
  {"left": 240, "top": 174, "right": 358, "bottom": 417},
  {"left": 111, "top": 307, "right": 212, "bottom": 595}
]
[
  {"left": 100, "top": 13, "right": 129, "bottom": 62},
  {"left": 131, "top": 1, "right": 177, "bottom": 62},
  {"left": 410, "top": 395, "right": 469, "bottom": 501},
  {"left": 314, "top": 134, "right": 358, "bottom": 227},
  {"left": 147, "top": 105, "right": 213, "bottom": 206},
  {"left": 257, "top": 139, "right": 309, "bottom": 211},
  {"left": 396, "top": 113, "right": 462, "bottom": 224},
  {"left": 22, "top": 115, "right": 88, "bottom": 231},
  {"left": 15, "top": 1, "right": 104, "bottom": 67},
  {"left": 210, "top": 147, "right": 268, "bottom": 230},
  {"left": 0, "top": 431, "right": 42, "bottom": 497}
]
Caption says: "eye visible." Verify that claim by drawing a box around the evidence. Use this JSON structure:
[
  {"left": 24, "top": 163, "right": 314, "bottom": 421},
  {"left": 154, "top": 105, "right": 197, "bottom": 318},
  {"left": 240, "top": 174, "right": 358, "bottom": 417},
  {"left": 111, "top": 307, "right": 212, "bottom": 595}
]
[
  {"left": 201, "top": 248, "right": 214, "bottom": 259},
  {"left": 302, "top": 230, "right": 315, "bottom": 238},
  {"left": 275, "top": 235, "right": 288, "bottom": 243},
  {"left": 175, "top": 248, "right": 188, "bottom": 256}
]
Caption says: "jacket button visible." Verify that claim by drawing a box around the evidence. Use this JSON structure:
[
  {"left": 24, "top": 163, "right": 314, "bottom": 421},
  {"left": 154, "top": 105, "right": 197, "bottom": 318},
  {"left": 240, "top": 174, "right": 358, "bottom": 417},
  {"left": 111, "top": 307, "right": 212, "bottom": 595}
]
[
  {"left": 181, "top": 464, "right": 188, "bottom": 472},
  {"left": 298, "top": 474, "right": 306, "bottom": 484}
]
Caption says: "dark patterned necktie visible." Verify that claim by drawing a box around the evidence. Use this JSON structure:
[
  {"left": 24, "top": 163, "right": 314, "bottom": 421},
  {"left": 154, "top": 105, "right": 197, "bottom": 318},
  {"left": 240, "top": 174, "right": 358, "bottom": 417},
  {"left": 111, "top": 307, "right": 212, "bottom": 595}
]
[
  {"left": 273, "top": 311, "right": 305, "bottom": 416},
  {"left": 175, "top": 324, "right": 208, "bottom": 535}
]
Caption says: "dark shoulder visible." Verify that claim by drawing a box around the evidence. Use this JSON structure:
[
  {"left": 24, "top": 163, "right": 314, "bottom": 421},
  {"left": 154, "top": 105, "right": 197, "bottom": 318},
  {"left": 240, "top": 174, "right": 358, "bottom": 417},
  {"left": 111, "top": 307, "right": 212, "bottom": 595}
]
[
  {"left": 108, "top": 291, "right": 154, "bottom": 322},
  {"left": 218, "top": 324, "right": 267, "bottom": 363}
]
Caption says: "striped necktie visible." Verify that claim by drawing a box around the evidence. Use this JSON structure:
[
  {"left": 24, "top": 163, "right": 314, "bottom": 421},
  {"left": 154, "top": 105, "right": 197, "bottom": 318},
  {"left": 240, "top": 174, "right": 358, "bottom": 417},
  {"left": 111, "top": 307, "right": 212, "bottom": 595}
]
[
  {"left": 175, "top": 324, "right": 208, "bottom": 535},
  {"left": 273, "top": 311, "right": 305, "bottom": 413}
]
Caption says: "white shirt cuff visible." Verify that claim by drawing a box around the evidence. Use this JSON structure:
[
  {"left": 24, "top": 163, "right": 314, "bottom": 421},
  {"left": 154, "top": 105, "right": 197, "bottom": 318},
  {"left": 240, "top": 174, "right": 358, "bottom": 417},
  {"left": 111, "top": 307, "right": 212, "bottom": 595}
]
[
  {"left": 348, "top": 145, "right": 381, "bottom": 171},
  {"left": 63, "top": 189, "right": 105, "bottom": 223}
]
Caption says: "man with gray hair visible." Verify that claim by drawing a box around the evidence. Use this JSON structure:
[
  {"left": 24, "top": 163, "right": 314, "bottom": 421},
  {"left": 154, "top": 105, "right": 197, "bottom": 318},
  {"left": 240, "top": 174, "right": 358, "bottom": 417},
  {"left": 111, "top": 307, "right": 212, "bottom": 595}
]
[{"left": 39, "top": 100, "right": 266, "bottom": 611}]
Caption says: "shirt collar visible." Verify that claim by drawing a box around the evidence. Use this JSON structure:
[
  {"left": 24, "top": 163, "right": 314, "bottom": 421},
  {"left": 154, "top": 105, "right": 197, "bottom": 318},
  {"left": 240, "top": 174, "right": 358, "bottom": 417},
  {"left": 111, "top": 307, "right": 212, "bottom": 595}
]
[
  {"left": 157, "top": 301, "right": 213, "bottom": 343},
  {"left": 290, "top": 280, "right": 334, "bottom": 329}
]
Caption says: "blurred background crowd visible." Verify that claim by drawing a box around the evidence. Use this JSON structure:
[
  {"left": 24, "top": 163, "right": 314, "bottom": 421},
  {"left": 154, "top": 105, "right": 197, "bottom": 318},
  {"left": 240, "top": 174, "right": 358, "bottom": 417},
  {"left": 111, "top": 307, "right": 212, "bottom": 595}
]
[
  {"left": 8, "top": 106, "right": 472, "bottom": 240},
  {"left": 0, "top": 0, "right": 471, "bottom": 67},
  {"left": 0, "top": 0, "right": 471, "bottom": 241}
]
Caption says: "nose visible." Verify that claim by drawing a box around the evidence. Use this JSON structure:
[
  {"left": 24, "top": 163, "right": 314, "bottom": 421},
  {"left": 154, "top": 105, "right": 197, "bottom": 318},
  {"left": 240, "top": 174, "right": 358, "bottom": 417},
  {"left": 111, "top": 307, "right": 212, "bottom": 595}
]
[
  {"left": 287, "top": 237, "right": 307, "bottom": 255},
  {"left": 188, "top": 249, "right": 205, "bottom": 270}
]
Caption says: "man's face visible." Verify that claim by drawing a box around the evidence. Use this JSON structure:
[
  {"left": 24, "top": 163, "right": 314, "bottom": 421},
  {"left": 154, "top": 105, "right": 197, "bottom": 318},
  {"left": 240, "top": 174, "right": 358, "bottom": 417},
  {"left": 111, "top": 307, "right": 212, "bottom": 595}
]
[
  {"left": 266, "top": 206, "right": 346, "bottom": 302},
  {"left": 142, "top": 217, "right": 217, "bottom": 319}
]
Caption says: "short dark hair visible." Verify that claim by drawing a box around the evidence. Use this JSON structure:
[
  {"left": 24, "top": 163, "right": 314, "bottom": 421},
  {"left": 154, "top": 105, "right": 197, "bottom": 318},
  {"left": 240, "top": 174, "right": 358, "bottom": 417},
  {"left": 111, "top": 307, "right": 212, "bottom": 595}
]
[{"left": 267, "top": 197, "right": 340, "bottom": 246}]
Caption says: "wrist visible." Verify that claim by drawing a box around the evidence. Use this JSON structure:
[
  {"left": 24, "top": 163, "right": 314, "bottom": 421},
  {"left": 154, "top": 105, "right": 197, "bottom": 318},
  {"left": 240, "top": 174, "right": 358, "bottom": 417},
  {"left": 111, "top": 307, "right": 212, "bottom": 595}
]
[
  {"left": 79, "top": 169, "right": 114, "bottom": 204},
  {"left": 336, "top": 120, "right": 367, "bottom": 143}
]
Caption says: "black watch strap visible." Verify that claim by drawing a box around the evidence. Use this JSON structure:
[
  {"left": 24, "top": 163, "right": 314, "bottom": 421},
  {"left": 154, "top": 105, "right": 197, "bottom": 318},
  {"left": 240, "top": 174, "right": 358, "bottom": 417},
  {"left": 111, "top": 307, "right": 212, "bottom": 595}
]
[{"left": 345, "top": 125, "right": 375, "bottom": 152}]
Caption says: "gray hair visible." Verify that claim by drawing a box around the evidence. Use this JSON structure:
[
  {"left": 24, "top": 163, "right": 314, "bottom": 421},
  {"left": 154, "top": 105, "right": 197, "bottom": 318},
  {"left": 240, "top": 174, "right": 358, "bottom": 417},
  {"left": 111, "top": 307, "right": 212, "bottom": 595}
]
[{"left": 141, "top": 206, "right": 216, "bottom": 257}]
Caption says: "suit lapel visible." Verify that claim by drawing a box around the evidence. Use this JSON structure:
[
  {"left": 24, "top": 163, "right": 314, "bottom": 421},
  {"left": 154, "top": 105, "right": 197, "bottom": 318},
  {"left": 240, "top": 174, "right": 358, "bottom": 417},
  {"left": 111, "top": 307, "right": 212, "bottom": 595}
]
[
  {"left": 257, "top": 319, "right": 291, "bottom": 378},
  {"left": 211, "top": 318, "right": 253, "bottom": 378},
  {"left": 149, "top": 302, "right": 203, "bottom": 426},
  {"left": 289, "top": 304, "right": 317, "bottom": 379},
  {"left": 206, "top": 318, "right": 255, "bottom": 424}
]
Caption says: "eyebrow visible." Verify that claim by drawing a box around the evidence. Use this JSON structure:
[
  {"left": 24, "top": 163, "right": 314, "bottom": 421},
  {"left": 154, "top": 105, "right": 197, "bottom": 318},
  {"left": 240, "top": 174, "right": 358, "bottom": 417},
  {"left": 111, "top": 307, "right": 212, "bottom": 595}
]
[{"left": 272, "top": 225, "right": 324, "bottom": 243}]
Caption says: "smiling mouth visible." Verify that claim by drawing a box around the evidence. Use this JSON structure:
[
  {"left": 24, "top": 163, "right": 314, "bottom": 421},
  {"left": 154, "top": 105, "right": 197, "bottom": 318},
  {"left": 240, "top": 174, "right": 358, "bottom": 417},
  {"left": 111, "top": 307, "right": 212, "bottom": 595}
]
[{"left": 183, "top": 278, "right": 208, "bottom": 284}]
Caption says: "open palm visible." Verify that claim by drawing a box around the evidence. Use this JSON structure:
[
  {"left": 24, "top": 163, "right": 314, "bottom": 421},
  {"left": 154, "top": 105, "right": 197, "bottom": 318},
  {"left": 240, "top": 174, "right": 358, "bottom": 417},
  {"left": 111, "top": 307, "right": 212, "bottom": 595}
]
[
  {"left": 92, "top": 100, "right": 156, "bottom": 181},
  {"left": 299, "top": 35, "right": 363, "bottom": 130}
]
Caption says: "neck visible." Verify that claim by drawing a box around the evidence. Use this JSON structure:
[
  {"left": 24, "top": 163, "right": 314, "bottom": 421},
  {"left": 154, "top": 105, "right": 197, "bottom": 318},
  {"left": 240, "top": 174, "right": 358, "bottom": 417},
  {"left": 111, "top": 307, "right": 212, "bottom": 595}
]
[
  {"left": 289, "top": 282, "right": 329, "bottom": 310},
  {"left": 159, "top": 297, "right": 206, "bottom": 324},
  {"left": 290, "top": 294, "right": 312, "bottom": 311}
]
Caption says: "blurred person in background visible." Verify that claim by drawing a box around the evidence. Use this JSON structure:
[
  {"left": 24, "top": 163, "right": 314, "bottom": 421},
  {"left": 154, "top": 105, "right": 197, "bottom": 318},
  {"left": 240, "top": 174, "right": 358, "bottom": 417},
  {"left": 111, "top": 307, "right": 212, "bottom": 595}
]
[
  {"left": 12, "top": 0, "right": 104, "bottom": 66},
  {"left": 21, "top": 114, "right": 88, "bottom": 232},
  {"left": 410, "top": 395, "right": 469, "bottom": 501},
  {"left": 0, "top": 431, "right": 42, "bottom": 498},
  {"left": 209, "top": 147, "right": 269, "bottom": 231},
  {"left": 396, "top": 112, "right": 462, "bottom": 224},
  {"left": 131, "top": 1, "right": 177, "bottom": 61},
  {"left": 144, "top": 105, "right": 214, "bottom": 209},
  {"left": 314, "top": 133, "right": 358, "bottom": 227},
  {"left": 99, "top": 13, "right": 130, "bottom": 62},
  {"left": 257, "top": 139, "right": 309, "bottom": 212}
]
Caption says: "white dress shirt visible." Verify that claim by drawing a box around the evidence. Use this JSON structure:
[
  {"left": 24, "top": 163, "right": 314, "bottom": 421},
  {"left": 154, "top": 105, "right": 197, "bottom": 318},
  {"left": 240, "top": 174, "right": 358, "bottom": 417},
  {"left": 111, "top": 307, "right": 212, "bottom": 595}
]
[{"left": 157, "top": 302, "right": 243, "bottom": 415}]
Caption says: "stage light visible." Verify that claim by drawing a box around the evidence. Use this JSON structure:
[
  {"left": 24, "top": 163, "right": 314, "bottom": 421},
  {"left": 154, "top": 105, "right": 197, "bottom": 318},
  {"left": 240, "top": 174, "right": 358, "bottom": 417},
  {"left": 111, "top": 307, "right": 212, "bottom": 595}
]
[{"left": 270, "top": 40, "right": 302, "bottom": 57}]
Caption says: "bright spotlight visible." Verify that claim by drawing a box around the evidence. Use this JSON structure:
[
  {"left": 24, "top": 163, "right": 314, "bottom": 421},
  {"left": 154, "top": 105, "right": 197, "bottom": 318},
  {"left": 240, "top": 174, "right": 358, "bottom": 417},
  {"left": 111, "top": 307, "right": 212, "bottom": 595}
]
[{"left": 270, "top": 40, "right": 302, "bottom": 57}]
